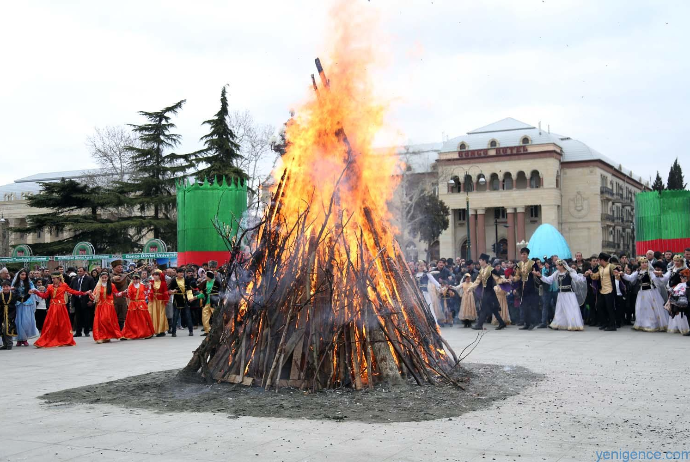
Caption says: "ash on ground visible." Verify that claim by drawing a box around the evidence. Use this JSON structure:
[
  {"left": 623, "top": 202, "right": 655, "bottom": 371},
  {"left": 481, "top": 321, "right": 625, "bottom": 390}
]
[{"left": 41, "top": 363, "right": 542, "bottom": 423}]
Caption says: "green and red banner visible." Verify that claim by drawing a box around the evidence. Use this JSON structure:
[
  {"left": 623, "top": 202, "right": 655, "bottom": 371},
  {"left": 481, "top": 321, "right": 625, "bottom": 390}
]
[
  {"left": 176, "top": 177, "right": 247, "bottom": 266},
  {"left": 635, "top": 190, "right": 690, "bottom": 254}
]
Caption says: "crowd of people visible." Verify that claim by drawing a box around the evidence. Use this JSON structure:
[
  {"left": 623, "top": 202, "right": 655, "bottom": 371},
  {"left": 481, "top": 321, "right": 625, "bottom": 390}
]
[
  {"left": 2, "top": 247, "right": 689, "bottom": 351},
  {"left": 0, "top": 259, "right": 226, "bottom": 350},
  {"left": 411, "top": 247, "right": 690, "bottom": 337}
]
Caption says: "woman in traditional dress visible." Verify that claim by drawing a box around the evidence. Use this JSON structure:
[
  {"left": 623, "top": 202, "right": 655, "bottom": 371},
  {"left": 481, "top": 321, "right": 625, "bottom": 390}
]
[
  {"left": 148, "top": 269, "right": 169, "bottom": 337},
  {"left": 667, "top": 269, "right": 689, "bottom": 335},
  {"left": 13, "top": 269, "right": 38, "bottom": 346},
  {"left": 492, "top": 285, "right": 512, "bottom": 326},
  {"left": 621, "top": 257, "right": 669, "bottom": 332},
  {"left": 455, "top": 273, "right": 476, "bottom": 327},
  {"left": 414, "top": 262, "right": 442, "bottom": 324},
  {"left": 31, "top": 272, "right": 91, "bottom": 348},
  {"left": 121, "top": 273, "right": 155, "bottom": 340},
  {"left": 90, "top": 271, "right": 123, "bottom": 343},
  {"left": 534, "top": 260, "right": 585, "bottom": 331}
]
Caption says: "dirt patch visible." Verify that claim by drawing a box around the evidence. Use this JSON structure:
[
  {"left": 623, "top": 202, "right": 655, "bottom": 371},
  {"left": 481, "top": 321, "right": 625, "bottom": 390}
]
[{"left": 41, "top": 363, "right": 542, "bottom": 423}]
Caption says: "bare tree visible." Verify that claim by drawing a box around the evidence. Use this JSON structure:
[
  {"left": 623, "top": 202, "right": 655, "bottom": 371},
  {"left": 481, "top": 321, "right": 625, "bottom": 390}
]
[
  {"left": 391, "top": 145, "right": 439, "bottom": 259},
  {"left": 228, "top": 110, "right": 277, "bottom": 201},
  {"left": 85, "top": 126, "right": 139, "bottom": 185}
]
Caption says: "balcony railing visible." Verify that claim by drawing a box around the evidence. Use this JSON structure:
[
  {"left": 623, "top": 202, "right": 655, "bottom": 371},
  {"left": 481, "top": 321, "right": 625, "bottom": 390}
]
[
  {"left": 613, "top": 193, "right": 624, "bottom": 203},
  {"left": 601, "top": 213, "right": 614, "bottom": 223},
  {"left": 602, "top": 240, "right": 617, "bottom": 249},
  {"left": 600, "top": 186, "right": 614, "bottom": 197}
]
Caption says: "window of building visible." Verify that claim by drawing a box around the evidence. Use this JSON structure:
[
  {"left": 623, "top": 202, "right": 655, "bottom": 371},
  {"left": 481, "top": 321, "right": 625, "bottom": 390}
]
[
  {"left": 489, "top": 139, "right": 498, "bottom": 148},
  {"left": 457, "top": 209, "right": 467, "bottom": 222},
  {"left": 521, "top": 136, "right": 530, "bottom": 145},
  {"left": 503, "top": 173, "right": 513, "bottom": 190},
  {"left": 490, "top": 173, "right": 500, "bottom": 191},
  {"left": 529, "top": 170, "right": 541, "bottom": 188},
  {"left": 37, "top": 230, "right": 42, "bottom": 239},
  {"left": 458, "top": 142, "right": 467, "bottom": 151},
  {"left": 494, "top": 207, "right": 507, "bottom": 220},
  {"left": 529, "top": 205, "right": 540, "bottom": 219},
  {"left": 431, "top": 182, "right": 439, "bottom": 197},
  {"left": 464, "top": 174, "right": 474, "bottom": 192}
]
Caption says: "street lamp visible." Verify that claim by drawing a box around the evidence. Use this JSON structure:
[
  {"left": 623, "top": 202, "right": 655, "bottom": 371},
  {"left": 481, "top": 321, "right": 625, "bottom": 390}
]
[{"left": 446, "top": 166, "right": 485, "bottom": 261}]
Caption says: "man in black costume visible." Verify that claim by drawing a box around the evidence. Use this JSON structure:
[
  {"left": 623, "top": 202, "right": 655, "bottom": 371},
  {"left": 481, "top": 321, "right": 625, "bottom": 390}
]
[
  {"left": 471, "top": 253, "right": 507, "bottom": 330},
  {"left": 586, "top": 252, "right": 617, "bottom": 331},
  {"left": 513, "top": 247, "right": 540, "bottom": 330},
  {"left": 167, "top": 267, "right": 197, "bottom": 337}
]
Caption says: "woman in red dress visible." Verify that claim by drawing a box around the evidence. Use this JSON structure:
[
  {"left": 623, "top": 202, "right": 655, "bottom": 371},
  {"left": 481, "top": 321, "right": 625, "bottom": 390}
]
[
  {"left": 31, "top": 272, "right": 91, "bottom": 348},
  {"left": 121, "top": 273, "right": 155, "bottom": 340},
  {"left": 90, "top": 271, "right": 123, "bottom": 343}
]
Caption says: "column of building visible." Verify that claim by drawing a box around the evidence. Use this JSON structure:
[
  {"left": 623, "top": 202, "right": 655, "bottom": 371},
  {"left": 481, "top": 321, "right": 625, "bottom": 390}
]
[{"left": 506, "top": 208, "right": 516, "bottom": 259}]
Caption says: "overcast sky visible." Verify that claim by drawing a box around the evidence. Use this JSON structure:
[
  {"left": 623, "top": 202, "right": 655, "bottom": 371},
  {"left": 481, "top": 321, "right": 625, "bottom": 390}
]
[{"left": 1, "top": 0, "right": 688, "bottom": 187}]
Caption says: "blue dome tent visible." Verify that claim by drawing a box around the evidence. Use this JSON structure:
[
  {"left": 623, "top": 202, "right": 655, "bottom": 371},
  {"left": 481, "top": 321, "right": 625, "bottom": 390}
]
[{"left": 526, "top": 224, "right": 572, "bottom": 260}]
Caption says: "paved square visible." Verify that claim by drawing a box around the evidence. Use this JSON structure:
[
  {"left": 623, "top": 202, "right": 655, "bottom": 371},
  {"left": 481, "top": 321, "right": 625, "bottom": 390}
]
[{"left": 2, "top": 326, "right": 689, "bottom": 461}]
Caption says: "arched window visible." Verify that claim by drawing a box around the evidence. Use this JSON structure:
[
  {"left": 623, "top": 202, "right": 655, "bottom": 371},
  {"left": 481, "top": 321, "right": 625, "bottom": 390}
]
[
  {"left": 488, "top": 139, "right": 498, "bottom": 148},
  {"left": 529, "top": 170, "right": 541, "bottom": 188},
  {"left": 521, "top": 136, "right": 531, "bottom": 145},
  {"left": 490, "top": 173, "right": 500, "bottom": 191},
  {"left": 476, "top": 174, "right": 487, "bottom": 192},
  {"left": 503, "top": 173, "right": 513, "bottom": 190},
  {"left": 458, "top": 142, "right": 467, "bottom": 151},
  {"left": 516, "top": 171, "right": 528, "bottom": 190},
  {"left": 464, "top": 174, "right": 474, "bottom": 192}
]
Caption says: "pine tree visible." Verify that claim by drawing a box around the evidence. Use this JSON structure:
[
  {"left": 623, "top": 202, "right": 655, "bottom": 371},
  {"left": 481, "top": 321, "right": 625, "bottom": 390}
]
[
  {"left": 121, "top": 100, "right": 189, "bottom": 245},
  {"left": 651, "top": 171, "right": 665, "bottom": 193},
  {"left": 189, "top": 86, "right": 247, "bottom": 183},
  {"left": 11, "top": 179, "right": 134, "bottom": 254},
  {"left": 408, "top": 192, "right": 450, "bottom": 262},
  {"left": 666, "top": 158, "right": 686, "bottom": 190}
]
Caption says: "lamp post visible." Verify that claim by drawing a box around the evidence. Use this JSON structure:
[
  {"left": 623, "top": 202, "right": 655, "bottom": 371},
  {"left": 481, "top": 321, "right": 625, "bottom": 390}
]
[{"left": 447, "top": 166, "right": 485, "bottom": 261}]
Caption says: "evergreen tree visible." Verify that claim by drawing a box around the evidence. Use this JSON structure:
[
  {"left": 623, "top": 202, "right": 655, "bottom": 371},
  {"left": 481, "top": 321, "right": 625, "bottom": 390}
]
[
  {"left": 666, "top": 158, "right": 686, "bottom": 190},
  {"left": 121, "top": 100, "right": 189, "bottom": 244},
  {"left": 651, "top": 171, "right": 665, "bottom": 193},
  {"left": 408, "top": 192, "right": 450, "bottom": 262},
  {"left": 11, "top": 179, "right": 134, "bottom": 254},
  {"left": 189, "top": 86, "right": 247, "bottom": 183}
]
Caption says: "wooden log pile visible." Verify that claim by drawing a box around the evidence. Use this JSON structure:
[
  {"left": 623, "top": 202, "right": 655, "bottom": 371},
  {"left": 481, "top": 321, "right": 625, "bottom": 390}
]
[{"left": 183, "top": 59, "right": 460, "bottom": 391}]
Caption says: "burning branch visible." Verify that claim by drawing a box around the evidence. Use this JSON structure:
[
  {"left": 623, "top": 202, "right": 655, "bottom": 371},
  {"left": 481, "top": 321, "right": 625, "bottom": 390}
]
[{"left": 182, "top": 58, "right": 460, "bottom": 391}]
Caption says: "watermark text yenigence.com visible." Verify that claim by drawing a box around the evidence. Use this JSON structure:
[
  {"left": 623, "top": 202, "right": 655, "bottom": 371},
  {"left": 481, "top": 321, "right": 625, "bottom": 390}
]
[{"left": 596, "top": 450, "right": 690, "bottom": 462}]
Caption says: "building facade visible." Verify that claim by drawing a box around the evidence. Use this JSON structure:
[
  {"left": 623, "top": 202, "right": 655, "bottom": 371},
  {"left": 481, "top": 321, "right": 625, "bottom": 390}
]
[{"left": 436, "top": 118, "right": 648, "bottom": 261}]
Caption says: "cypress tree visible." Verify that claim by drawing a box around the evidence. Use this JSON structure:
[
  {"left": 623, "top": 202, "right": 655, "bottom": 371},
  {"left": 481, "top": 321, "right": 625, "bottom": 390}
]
[
  {"left": 651, "top": 171, "right": 665, "bottom": 193},
  {"left": 189, "top": 86, "right": 247, "bottom": 183},
  {"left": 666, "top": 158, "right": 686, "bottom": 190},
  {"left": 120, "top": 100, "right": 189, "bottom": 244}
]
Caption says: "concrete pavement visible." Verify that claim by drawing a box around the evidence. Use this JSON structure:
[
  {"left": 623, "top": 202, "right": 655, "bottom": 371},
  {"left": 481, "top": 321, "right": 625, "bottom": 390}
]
[{"left": 1, "top": 325, "right": 689, "bottom": 462}]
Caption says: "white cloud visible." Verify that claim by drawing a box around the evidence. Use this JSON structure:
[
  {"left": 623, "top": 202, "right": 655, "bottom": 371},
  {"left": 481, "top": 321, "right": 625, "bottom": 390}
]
[{"left": 0, "top": 0, "right": 687, "bottom": 187}]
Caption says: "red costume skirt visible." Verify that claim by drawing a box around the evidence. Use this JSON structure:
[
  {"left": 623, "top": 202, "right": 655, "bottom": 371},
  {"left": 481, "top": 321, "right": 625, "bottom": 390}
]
[
  {"left": 121, "top": 300, "right": 155, "bottom": 339},
  {"left": 93, "top": 300, "right": 123, "bottom": 342},
  {"left": 34, "top": 302, "right": 75, "bottom": 348}
]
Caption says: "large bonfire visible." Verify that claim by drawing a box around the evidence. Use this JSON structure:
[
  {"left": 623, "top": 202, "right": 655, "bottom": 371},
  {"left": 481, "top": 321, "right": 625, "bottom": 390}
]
[{"left": 184, "top": 5, "right": 460, "bottom": 390}]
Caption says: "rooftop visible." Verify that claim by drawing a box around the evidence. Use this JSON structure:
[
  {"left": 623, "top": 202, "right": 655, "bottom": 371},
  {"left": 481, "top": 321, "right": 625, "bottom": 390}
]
[
  {"left": 441, "top": 118, "right": 643, "bottom": 182},
  {"left": 0, "top": 168, "right": 105, "bottom": 201}
]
